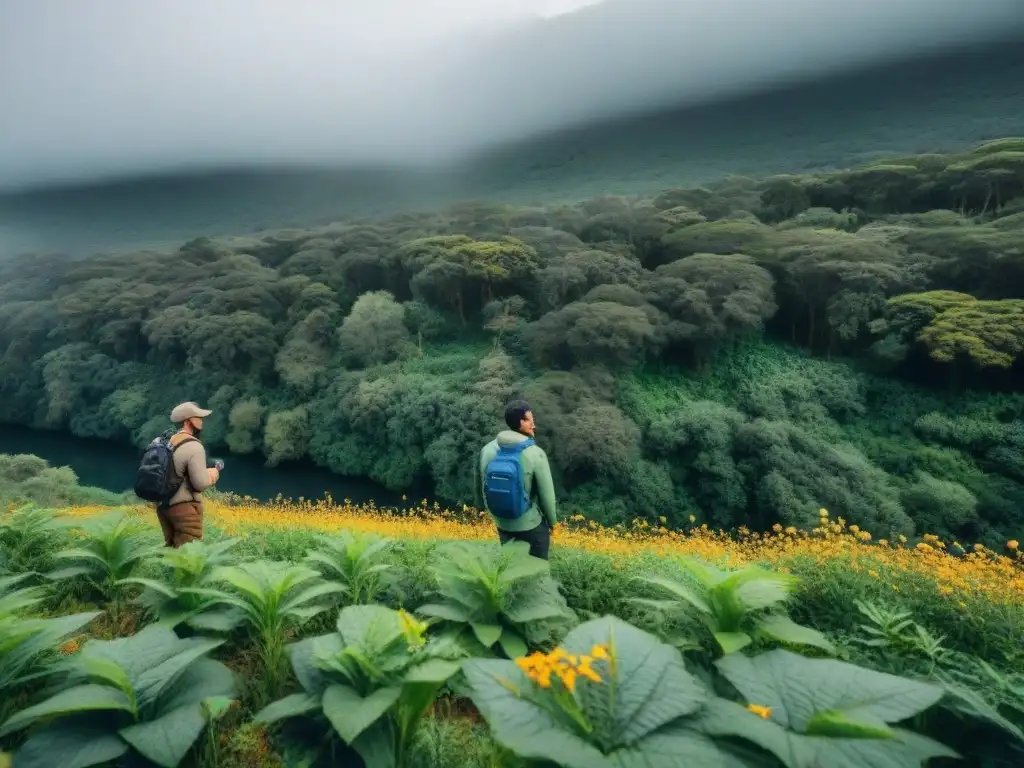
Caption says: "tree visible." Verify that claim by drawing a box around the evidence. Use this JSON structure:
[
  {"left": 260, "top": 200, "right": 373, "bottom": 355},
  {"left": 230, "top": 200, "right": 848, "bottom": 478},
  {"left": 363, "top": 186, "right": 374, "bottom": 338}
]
[
  {"left": 529, "top": 297, "right": 662, "bottom": 369},
  {"left": 535, "top": 249, "right": 644, "bottom": 311},
  {"left": 337, "top": 291, "right": 412, "bottom": 368},
  {"left": 654, "top": 253, "right": 778, "bottom": 352},
  {"left": 227, "top": 398, "right": 265, "bottom": 454},
  {"left": 917, "top": 298, "right": 1024, "bottom": 369},
  {"left": 264, "top": 406, "right": 311, "bottom": 466}
]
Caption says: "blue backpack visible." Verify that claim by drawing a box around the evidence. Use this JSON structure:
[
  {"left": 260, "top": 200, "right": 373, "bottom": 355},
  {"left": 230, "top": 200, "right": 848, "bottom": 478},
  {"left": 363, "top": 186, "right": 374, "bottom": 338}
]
[{"left": 483, "top": 439, "right": 535, "bottom": 519}]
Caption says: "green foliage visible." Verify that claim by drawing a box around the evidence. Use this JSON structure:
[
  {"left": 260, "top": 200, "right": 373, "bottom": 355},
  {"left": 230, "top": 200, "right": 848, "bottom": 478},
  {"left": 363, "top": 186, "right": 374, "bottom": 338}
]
[
  {"left": 122, "top": 537, "right": 245, "bottom": 632},
  {"left": 304, "top": 531, "right": 397, "bottom": 605},
  {"left": 0, "top": 575, "right": 99, "bottom": 721},
  {"left": 0, "top": 505, "right": 68, "bottom": 575},
  {"left": 463, "top": 616, "right": 731, "bottom": 768},
  {"left": 0, "top": 493, "right": 1018, "bottom": 766},
  {"left": 254, "top": 605, "right": 464, "bottom": 768},
  {"left": 705, "top": 650, "right": 956, "bottom": 767},
  {"left": 0, "top": 624, "right": 237, "bottom": 768},
  {"left": 187, "top": 560, "right": 344, "bottom": 697},
  {"left": 46, "top": 512, "right": 159, "bottom": 608},
  {"left": 631, "top": 558, "right": 835, "bottom": 656},
  {"left": 338, "top": 290, "right": 414, "bottom": 368},
  {"left": 417, "top": 541, "right": 574, "bottom": 659},
  {"left": 0, "top": 455, "right": 129, "bottom": 510},
  {"left": 3, "top": 135, "right": 1024, "bottom": 548}
]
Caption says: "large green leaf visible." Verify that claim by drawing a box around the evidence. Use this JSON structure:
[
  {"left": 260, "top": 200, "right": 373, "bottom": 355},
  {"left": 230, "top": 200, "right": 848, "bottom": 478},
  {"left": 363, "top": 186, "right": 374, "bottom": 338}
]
[
  {"left": 397, "top": 661, "right": 462, "bottom": 747},
  {"left": 186, "top": 606, "right": 246, "bottom": 633},
  {"left": 471, "top": 622, "right": 502, "bottom": 648},
  {"left": 82, "top": 657, "right": 133, "bottom": 696},
  {"left": 715, "top": 650, "right": 946, "bottom": 731},
  {"left": 756, "top": 615, "right": 836, "bottom": 655},
  {"left": 498, "top": 554, "right": 550, "bottom": 586},
  {"left": 336, "top": 604, "right": 403, "bottom": 649},
  {"left": 119, "top": 577, "right": 179, "bottom": 600},
  {"left": 497, "top": 629, "right": 528, "bottom": 660},
  {"left": 706, "top": 652, "right": 957, "bottom": 768},
  {"left": 13, "top": 722, "right": 129, "bottom": 768},
  {"left": 289, "top": 633, "right": 342, "bottom": 694},
  {"left": 322, "top": 684, "right": 401, "bottom": 744},
  {"left": 352, "top": 719, "right": 398, "bottom": 768},
  {"left": 84, "top": 625, "right": 186, "bottom": 687},
  {"left": 700, "top": 699, "right": 957, "bottom": 768},
  {"left": 404, "top": 659, "right": 462, "bottom": 686},
  {"left": 633, "top": 574, "right": 712, "bottom": 615},
  {"left": 281, "top": 582, "right": 346, "bottom": 614},
  {"left": 253, "top": 693, "right": 321, "bottom": 724},
  {"left": 0, "top": 684, "right": 134, "bottom": 737},
  {"left": 605, "top": 721, "right": 744, "bottom": 768},
  {"left": 563, "top": 616, "right": 708, "bottom": 745},
  {"left": 0, "top": 610, "right": 99, "bottom": 690},
  {"left": 727, "top": 569, "right": 796, "bottom": 611},
  {"left": 119, "top": 703, "right": 206, "bottom": 768},
  {"left": 416, "top": 603, "right": 474, "bottom": 623},
  {"left": 465, "top": 616, "right": 713, "bottom": 768},
  {"left": 131, "top": 636, "right": 225, "bottom": 710},
  {"left": 153, "top": 657, "right": 237, "bottom": 716},
  {"left": 940, "top": 680, "right": 1024, "bottom": 743},
  {"left": 713, "top": 631, "right": 752, "bottom": 655},
  {"left": 462, "top": 660, "right": 607, "bottom": 768}
]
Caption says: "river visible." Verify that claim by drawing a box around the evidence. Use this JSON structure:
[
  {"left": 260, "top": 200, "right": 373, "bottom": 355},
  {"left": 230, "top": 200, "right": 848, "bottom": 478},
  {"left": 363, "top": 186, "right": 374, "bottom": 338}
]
[{"left": 0, "top": 424, "right": 419, "bottom": 507}]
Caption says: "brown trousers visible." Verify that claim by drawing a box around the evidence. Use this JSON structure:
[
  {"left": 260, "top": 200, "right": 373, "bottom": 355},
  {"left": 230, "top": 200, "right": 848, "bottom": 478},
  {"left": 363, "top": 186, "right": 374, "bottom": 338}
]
[{"left": 156, "top": 500, "right": 204, "bottom": 548}]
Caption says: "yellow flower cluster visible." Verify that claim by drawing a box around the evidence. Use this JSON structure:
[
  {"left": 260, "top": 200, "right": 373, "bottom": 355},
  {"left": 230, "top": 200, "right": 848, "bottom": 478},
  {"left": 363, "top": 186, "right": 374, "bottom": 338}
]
[
  {"left": 515, "top": 645, "right": 609, "bottom": 692},
  {"left": 61, "top": 499, "right": 1023, "bottom": 608}
]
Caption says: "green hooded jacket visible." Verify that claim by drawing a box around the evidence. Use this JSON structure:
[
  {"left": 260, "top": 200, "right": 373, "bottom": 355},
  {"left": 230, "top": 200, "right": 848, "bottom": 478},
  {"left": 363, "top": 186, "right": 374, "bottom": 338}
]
[{"left": 477, "top": 430, "right": 558, "bottom": 532}]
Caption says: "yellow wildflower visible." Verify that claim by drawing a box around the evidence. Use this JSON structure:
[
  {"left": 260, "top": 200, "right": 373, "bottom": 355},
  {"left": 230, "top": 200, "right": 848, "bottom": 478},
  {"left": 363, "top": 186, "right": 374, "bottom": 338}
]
[
  {"left": 515, "top": 646, "right": 606, "bottom": 692},
  {"left": 747, "top": 704, "right": 772, "bottom": 719},
  {"left": 398, "top": 609, "right": 428, "bottom": 649},
  {"left": 1009, "top": 540, "right": 1019, "bottom": 551}
]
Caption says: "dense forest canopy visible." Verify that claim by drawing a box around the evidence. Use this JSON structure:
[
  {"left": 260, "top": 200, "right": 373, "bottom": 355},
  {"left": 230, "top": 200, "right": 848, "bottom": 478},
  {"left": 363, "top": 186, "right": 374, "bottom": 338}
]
[{"left": 2, "top": 138, "right": 1024, "bottom": 546}]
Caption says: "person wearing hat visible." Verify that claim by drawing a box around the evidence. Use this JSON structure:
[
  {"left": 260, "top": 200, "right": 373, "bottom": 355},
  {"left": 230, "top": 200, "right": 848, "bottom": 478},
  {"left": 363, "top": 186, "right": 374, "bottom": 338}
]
[{"left": 157, "top": 401, "right": 221, "bottom": 547}]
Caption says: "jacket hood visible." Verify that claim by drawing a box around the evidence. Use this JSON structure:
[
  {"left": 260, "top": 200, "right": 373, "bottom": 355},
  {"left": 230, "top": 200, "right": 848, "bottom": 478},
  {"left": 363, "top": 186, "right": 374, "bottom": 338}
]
[{"left": 496, "top": 430, "right": 532, "bottom": 446}]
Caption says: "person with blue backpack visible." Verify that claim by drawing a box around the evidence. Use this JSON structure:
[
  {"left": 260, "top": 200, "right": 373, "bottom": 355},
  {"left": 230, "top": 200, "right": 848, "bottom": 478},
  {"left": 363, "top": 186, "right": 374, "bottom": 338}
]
[{"left": 478, "top": 400, "right": 558, "bottom": 560}]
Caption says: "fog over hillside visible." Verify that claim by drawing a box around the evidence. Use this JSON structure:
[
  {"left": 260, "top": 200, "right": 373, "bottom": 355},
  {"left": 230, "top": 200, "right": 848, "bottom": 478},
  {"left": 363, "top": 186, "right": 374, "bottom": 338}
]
[{"left": 1, "top": 0, "right": 1023, "bottom": 189}]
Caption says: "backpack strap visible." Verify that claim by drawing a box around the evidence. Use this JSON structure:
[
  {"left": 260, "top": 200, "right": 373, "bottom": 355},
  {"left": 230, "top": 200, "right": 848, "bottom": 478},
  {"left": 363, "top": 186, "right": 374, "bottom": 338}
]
[
  {"left": 499, "top": 438, "right": 535, "bottom": 454},
  {"left": 168, "top": 432, "right": 200, "bottom": 497},
  {"left": 169, "top": 432, "right": 198, "bottom": 451}
]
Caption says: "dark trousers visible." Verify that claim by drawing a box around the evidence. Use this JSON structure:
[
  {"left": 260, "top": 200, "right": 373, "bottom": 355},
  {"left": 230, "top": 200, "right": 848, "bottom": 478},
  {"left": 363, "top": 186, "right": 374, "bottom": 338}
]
[
  {"left": 156, "top": 500, "right": 204, "bottom": 548},
  {"left": 498, "top": 520, "right": 551, "bottom": 560}
]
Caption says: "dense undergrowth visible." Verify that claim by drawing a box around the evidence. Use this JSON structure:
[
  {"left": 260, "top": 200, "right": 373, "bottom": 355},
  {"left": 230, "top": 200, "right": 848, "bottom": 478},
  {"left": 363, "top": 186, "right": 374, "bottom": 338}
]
[
  {"left": 3, "top": 137, "right": 1024, "bottom": 547},
  {"left": 0, "top": 488, "right": 1022, "bottom": 768}
]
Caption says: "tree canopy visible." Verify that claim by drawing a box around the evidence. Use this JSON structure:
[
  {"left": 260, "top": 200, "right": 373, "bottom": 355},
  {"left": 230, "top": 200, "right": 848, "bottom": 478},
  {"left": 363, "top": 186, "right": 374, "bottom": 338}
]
[{"left": 2, "top": 136, "right": 1024, "bottom": 547}]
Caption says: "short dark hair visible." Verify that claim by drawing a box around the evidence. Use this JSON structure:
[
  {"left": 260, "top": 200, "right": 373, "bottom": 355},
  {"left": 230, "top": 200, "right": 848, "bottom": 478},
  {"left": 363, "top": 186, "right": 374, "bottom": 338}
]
[{"left": 504, "top": 399, "right": 532, "bottom": 431}]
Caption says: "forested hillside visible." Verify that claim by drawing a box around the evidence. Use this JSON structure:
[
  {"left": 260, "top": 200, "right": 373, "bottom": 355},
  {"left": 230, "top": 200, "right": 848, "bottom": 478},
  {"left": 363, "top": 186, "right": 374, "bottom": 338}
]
[{"left": 2, "top": 137, "right": 1023, "bottom": 546}]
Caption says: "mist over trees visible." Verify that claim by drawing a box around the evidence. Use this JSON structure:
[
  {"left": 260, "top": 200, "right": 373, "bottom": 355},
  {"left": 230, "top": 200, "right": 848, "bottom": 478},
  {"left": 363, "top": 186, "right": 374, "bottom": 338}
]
[{"left": 1, "top": 137, "right": 1024, "bottom": 546}]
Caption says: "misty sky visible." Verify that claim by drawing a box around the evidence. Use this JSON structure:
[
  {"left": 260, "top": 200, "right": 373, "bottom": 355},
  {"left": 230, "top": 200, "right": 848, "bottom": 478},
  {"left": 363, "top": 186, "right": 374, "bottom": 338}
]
[{"left": 2, "top": 0, "right": 1023, "bottom": 191}]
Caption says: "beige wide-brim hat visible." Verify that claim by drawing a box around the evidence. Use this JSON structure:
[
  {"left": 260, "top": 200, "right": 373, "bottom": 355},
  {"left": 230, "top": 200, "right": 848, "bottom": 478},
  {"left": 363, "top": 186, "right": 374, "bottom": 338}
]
[{"left": 170, "top": 401, "right": 213, "bottom": 423}]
